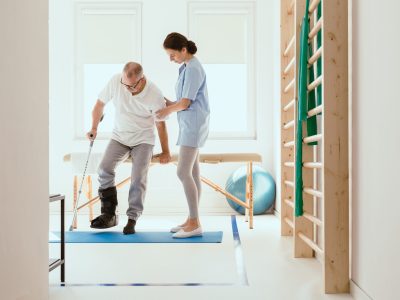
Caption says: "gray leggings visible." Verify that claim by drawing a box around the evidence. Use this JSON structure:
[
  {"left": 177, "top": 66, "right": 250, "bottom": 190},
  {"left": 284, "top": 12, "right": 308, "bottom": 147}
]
[{"left": 177, "top": 146, "right": 201, "bottom": 219}]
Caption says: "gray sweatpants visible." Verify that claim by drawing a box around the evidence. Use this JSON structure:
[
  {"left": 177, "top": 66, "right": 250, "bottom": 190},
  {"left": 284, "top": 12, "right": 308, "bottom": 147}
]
[
  {"left": 98, "top": 139, "right": 153, "bottom": 221},
  {"left": 177, "top": 146, "right": 201, "bottom": 219}
]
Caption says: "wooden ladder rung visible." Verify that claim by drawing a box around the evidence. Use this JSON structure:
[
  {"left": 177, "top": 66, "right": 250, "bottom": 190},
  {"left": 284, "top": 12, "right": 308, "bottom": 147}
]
[
  {"left": 283, "top": 99, "right": 296, "bottom": 111},
  {"left": 308, "top": 105, "right": 323, "bottom": 117},
  {"left": 303, "top": 187, "right": 323, "bottom": 198},
  {"left": 303, "top": 134, "right": 323, "bottom": 144},
  {"left": 284, "top": 199, "right": 294, "bottom": 208},
  {"left": 298, "top": 232, "right": 323, "bottom": 255},
  {"left": 307, "top": 75, "right": 323, "bottom": 91},
  {"left": 303, "top": 212, "right": 323, "bottom": 227},
  {"left": 284, "top": 217, "right": 294, "bottom": 228},
  {"left": 283, "top": 120, "right": 295, "bottom": 130},
  {"left": 303, "top": 162, "right": 323, "bottom": 169}
]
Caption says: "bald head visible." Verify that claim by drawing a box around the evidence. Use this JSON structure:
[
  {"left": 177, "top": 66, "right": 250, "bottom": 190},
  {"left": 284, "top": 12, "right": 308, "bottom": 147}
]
[{"left": 123, "top": 62, "right": 143, "bottom": 79}]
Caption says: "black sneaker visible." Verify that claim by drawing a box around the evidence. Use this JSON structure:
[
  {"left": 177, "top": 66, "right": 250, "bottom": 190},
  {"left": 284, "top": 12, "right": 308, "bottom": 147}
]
[{"left": 123, "top": 219, "right": 136, "bottom": 235}]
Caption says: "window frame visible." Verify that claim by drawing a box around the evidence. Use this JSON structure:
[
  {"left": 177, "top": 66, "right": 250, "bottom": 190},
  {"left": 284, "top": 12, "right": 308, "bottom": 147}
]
[
  {"left": 188, "top": 1, "right": 256, "bottom": 140},
  {"left": 73, "top": 1, "right": 142, "bottom": 140}
]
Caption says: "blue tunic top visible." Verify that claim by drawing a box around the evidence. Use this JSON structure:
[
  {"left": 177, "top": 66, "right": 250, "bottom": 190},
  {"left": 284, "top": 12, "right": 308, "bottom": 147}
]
[{"left": 175, "top": 57, "right": 210, "bottom": 148}]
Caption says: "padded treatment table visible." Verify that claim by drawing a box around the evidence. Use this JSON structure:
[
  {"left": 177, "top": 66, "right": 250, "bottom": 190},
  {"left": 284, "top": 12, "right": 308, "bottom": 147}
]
[{"left": 64, "top": 153, "right": 262, "bottom": 229}]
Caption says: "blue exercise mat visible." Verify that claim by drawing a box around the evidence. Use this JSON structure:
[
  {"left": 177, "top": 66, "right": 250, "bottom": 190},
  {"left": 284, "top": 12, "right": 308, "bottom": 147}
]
[{"left": 49, "top": 231, "right": 223, "bottom": 243}]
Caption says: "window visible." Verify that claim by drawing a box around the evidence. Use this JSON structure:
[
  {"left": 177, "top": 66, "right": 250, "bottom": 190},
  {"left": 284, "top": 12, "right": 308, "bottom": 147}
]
[
  {"left": 74, "top": 2, "right": 142, "bottom": 139},
  {"left": 188, "top": 2, "right": 255, "bottom": 139}
]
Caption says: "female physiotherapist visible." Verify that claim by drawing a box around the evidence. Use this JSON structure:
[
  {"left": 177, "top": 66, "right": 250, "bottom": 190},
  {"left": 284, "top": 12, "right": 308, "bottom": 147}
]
[{"left": 156, "top": 32, "right": 210, "bottom": 238}]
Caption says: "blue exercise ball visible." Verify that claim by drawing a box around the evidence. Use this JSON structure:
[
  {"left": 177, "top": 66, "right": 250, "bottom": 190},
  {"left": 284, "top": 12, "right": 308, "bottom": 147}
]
[{"left": 225, "top": 165, "right": 276, "bottom": 215}]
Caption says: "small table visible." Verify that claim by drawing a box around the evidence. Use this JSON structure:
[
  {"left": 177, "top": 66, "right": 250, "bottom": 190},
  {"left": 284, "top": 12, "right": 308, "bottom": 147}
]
[{"left": 49, "top": 194, "right": 65, "bottom": 283}]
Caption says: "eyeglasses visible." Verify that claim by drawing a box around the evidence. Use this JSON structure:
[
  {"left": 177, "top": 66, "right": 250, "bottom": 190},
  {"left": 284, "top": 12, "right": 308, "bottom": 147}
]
[{"left": 120, "top": 77, "right": 143, "bottom": 90}]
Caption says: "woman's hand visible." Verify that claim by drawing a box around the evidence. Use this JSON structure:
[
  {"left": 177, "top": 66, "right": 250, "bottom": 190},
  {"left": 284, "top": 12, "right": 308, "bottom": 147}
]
[
  {"left": 156, "top": 107, "right": 171, "bottom": 120},
  {"left": 164, "top": 97, "right": 175, "bottom": 107}
]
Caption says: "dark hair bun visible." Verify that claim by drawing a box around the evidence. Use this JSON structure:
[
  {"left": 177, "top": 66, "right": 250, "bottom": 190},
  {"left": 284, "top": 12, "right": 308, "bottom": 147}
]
[{"left": 187, "top": 40, "right": 197, "bottom": 54}]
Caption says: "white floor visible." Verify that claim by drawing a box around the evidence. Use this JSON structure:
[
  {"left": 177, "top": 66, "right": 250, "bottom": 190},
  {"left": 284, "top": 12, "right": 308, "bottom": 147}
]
[{"left": 49, "top": 214, "right": 354, "bottom": 300}]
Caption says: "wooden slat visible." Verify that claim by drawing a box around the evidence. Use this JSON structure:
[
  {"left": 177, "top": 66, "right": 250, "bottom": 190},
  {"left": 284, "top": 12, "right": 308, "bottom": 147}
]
[
  {"left": 303, "top": 134, "right": 323, "bottom": 144},
  {"left": 283, "top": 98, "right": 295, "bottom": 111},
  {"left": 309, "top": 0, "right": 321, "bottom": 14},
  {"left": 303, "top": 212, "right": 323, "bottom": 227},
  {"left": 284, "top": 217, "right": 294, "bottom": 228},
  {"left": 298, "top": 232, "right": 324, "bottom": 255},
  {"left": 304, "top": 187, "right": 323, "bottom": 198},
  {"left": 284, "top": 199, "right": 294, "bottom": 208},
  {"left": 307, "top": 75, "right": 323, "bottom": 91},
  {"left": 284, "top": 161, "right": 295, "bottom": 168},
  {"left": 280, "top": 0, "right": 296, "bottom": 238},
  {"left": 308, "top": 47, "right": 323, "bottom": 66},
  {"left": 284, "top": 78, "right": 296, "bottom": 93},
  {"left": 283, "top": 119, "right": 295, "bottom": 129},
  {"left": 284, "top": 36, "right": 296, "bottom": 57},
  {"left": 303, "top": 162, "right": 323, "bottom": 169},
  {"left": 284, "top": 140, "right": 295, "bottom": 148},
  {"left": 284, "top": 57, "right": 296, "bottom": 75},
  {"left": 322, "top": 0, "right": 350, "bottom": 293},
  {"left": 308, "top": 105, "right": 323, "bottom": 117},
  {"left": 284, "top": 180, "right": 294, "bottom": 188},
  {"left": 309, "top": 17, "right": 323, "bottom": 40}
]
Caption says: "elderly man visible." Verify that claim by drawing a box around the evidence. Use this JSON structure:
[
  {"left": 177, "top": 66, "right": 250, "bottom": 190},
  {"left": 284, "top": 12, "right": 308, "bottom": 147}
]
[{"left": 87, "top": 62, "right": 171, "bottom": 234}]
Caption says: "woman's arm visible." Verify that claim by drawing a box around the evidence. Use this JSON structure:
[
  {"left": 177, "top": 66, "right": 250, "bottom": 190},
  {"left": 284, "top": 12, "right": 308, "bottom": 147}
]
[
  {"left": 156, "top": 98, "right": 191, "bottom": 119},
  {"left": 164, "top": 97, "right": 175, "bottom": 107}
]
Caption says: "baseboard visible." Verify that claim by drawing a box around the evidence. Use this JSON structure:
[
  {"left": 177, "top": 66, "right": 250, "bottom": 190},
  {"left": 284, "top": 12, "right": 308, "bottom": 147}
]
[{"left": 351, "top": 280, "right": 373, "bottom": 300}]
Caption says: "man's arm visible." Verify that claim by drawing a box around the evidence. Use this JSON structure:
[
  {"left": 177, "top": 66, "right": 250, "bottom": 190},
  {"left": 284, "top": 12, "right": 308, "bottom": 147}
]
[
  {"left": 87, "top": 100, "right": 105, "bottom": 141},
  {"left": 155, "top": 121, "right": 171, "bottom": 164}
]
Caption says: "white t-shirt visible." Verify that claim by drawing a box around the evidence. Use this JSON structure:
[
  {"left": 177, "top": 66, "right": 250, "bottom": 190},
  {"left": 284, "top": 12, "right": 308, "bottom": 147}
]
[{"left": 98, "top": 73, "right": 166, "bottom": 147}]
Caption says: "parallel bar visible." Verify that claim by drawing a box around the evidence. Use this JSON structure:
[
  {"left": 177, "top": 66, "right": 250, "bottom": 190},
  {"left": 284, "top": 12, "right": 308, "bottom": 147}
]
[
  {"left": 303, "top": 134, "right": 323, "bottom": 144},
  {"left": 308, "top": 105, "right": 323, "bottom": 117},
  {"left": 303, "top": 162, "right": 323, "bottom": 169},
  {"left": 284, "top": 199, "right": 294, "bottom": 208},
  {"left": 307, "top": 75, "right": 323, "bottom": 91},
  {"left": 284, "top": 78, "right": 296, "bottom": 93},
  {"left": 284, "top": 57, "right": 296, "bottom": 75},
  {"left": 309, "top": 0, "right": 321, "bottom": 14},
  {"left": 284, "top": 180, "right": 294, "bottom": 188},
  {"left": 284, "top": 217, "right": 294, "bottom": 229},
  {"left": 284, "top": 140, "right": 295, "bottom": 148},
  {"left": 284, "top": 161, "right": 295, "bottom": 168},
  {"left": 283, "top": 98, "right": 295, "bottom": 111},
  {"left": 303, "top": 212, "right": 323, "bottom": 227},
  {"left": 284, "top": 36, "right": 296, "bottom": 57},
  {"left": 304, "top": 187, "right": 323, "bottom": 198},
  {"left": 298, "top": 232, "right": 324, "bottom": 255},
  {"left": 308, "top": 47, "right": 323, "bottom": 66},
  {"left": 283, "top": 120, "right": 295, "bottom": 130}
]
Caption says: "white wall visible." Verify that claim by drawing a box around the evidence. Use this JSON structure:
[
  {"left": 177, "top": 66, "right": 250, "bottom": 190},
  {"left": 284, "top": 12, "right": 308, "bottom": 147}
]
[
  {"left": 49, "top": 0, "right": 277, "bottom": 215},
  {"left": 0, "top": 0, "right": 49, "bottom": 299},
  {"left": 351, "top": 0, "right": 400, "bottom": 299}
]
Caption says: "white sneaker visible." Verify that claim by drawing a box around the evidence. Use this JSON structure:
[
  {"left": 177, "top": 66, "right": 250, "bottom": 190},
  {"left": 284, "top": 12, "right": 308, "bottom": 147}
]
[{"left": 172, "top": 227, "right": 203, "bottom": 238}]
